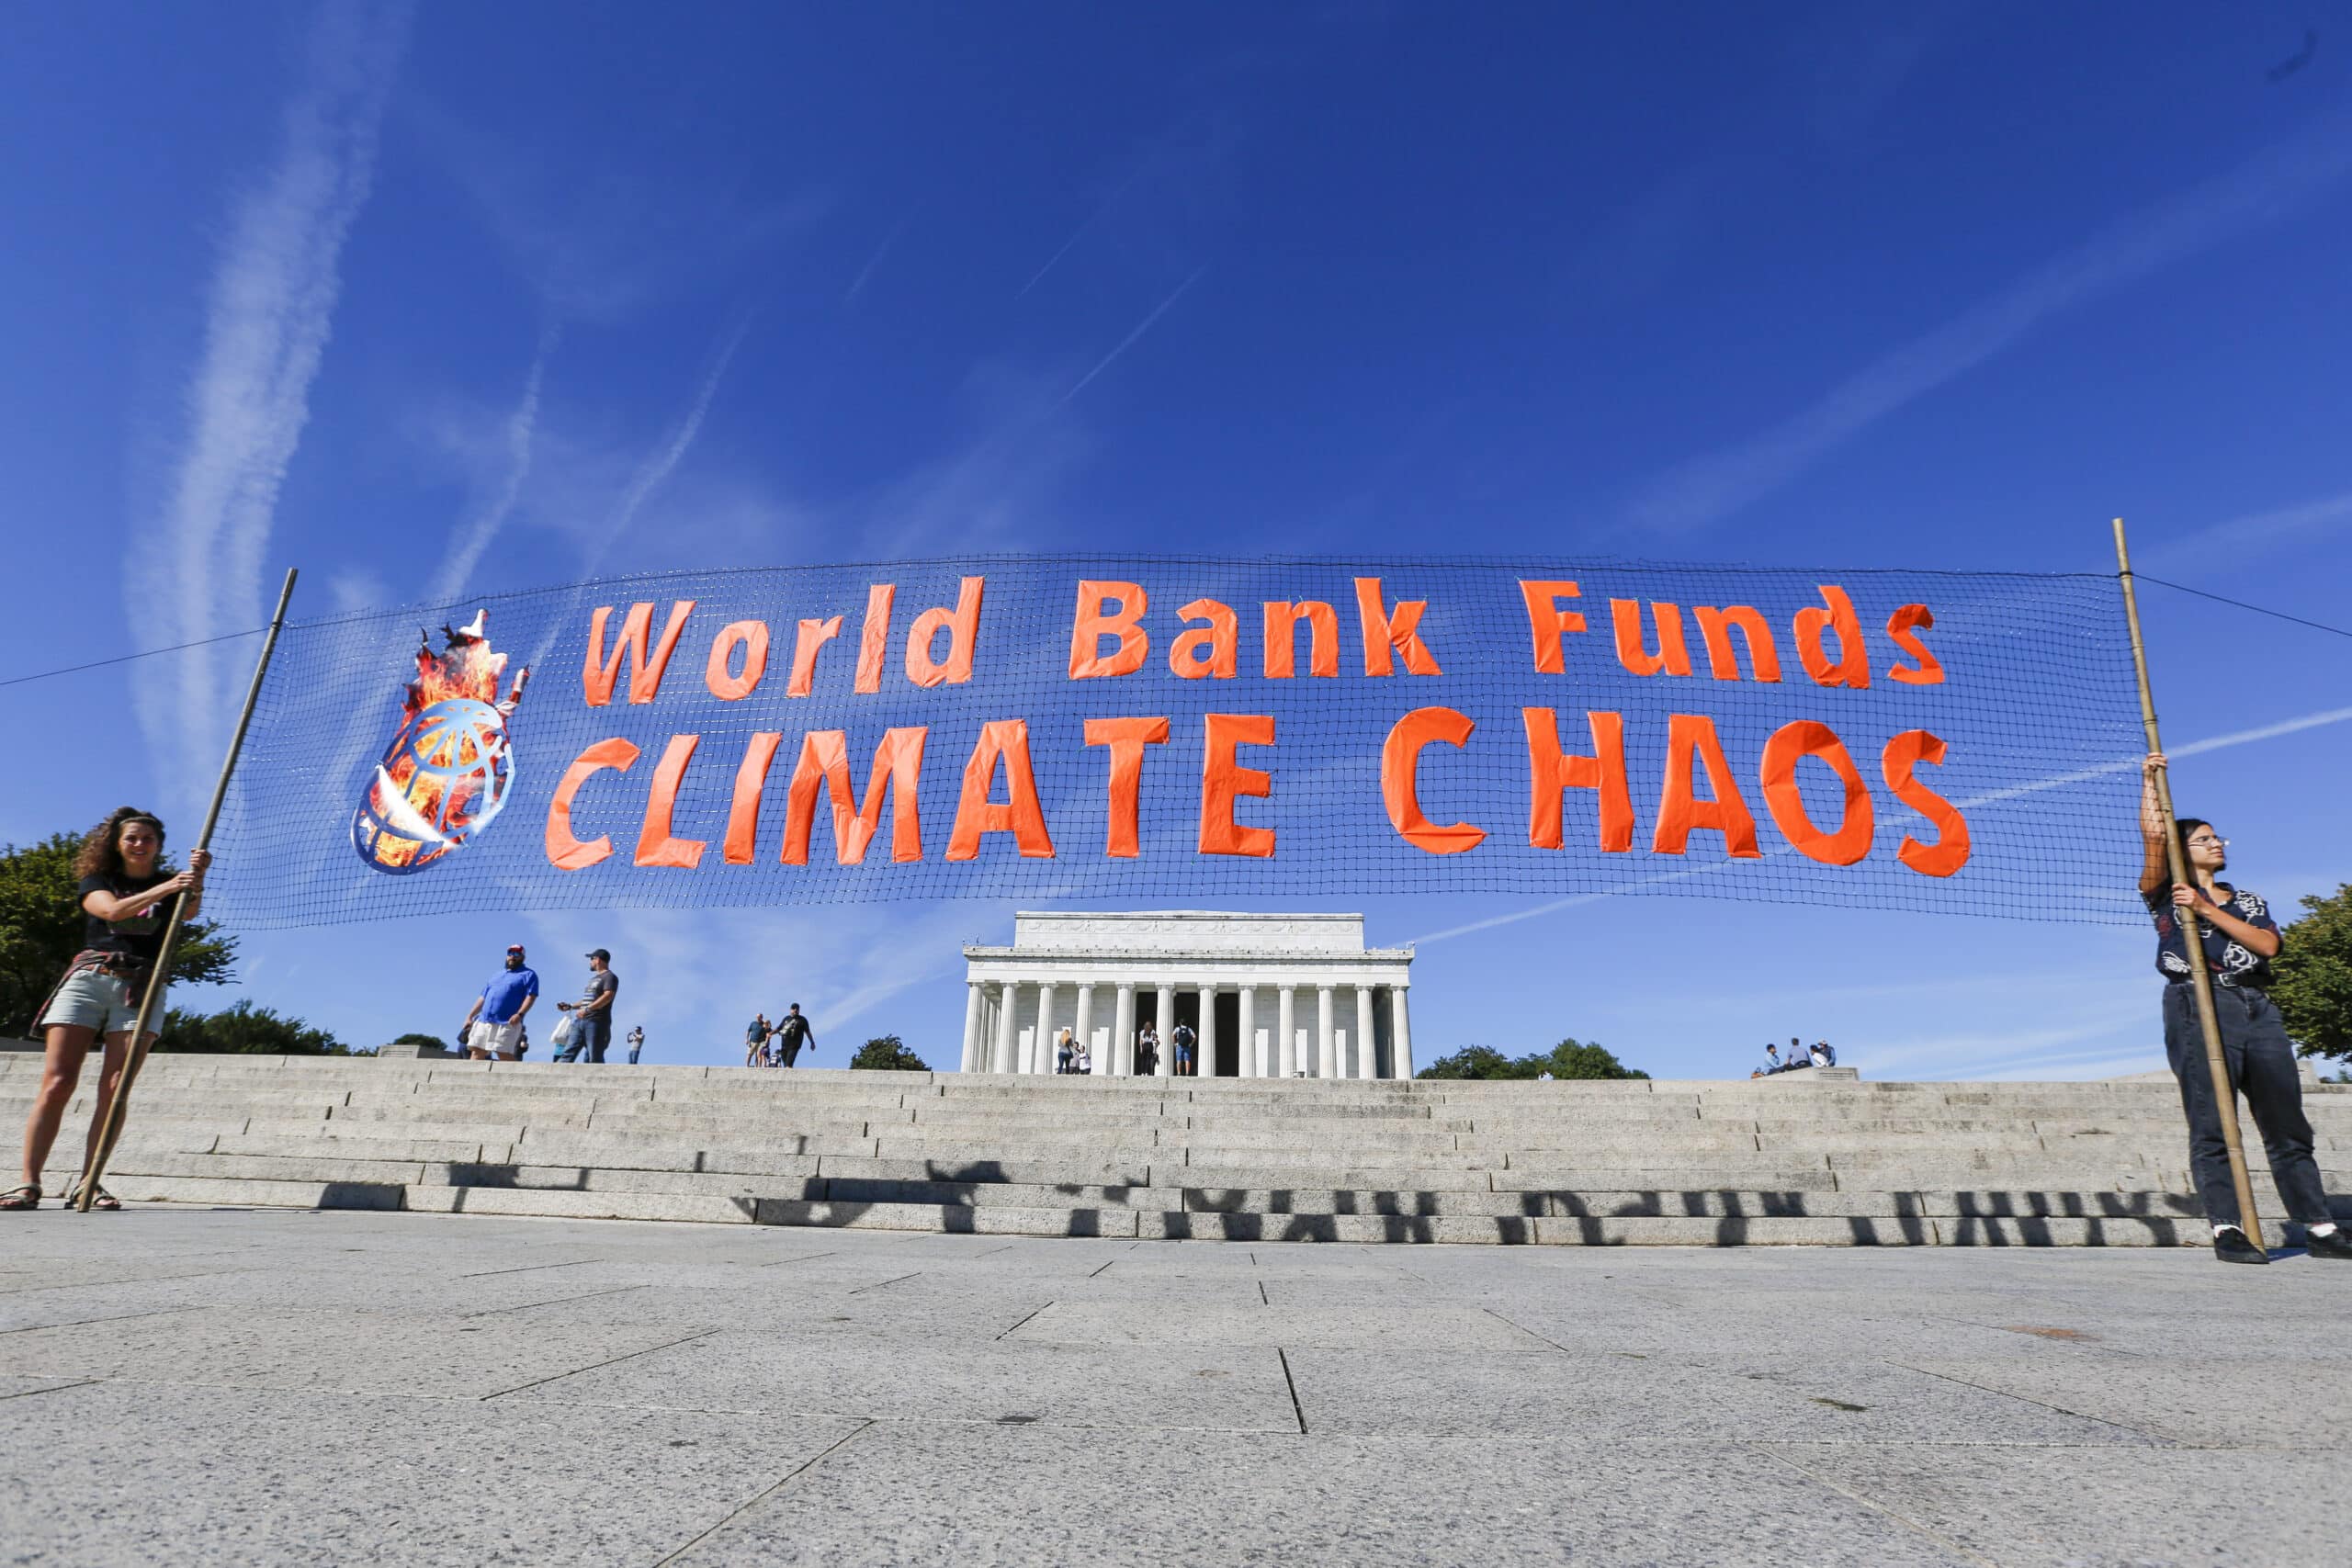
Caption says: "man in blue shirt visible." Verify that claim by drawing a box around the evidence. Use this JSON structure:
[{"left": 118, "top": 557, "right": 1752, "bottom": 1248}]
[
  {"left": 2140, "top": 754, "right": 2346, "bottom": 1265},
  {"left": 459, "top": 942, "right": 539, "bottom": 1061}
]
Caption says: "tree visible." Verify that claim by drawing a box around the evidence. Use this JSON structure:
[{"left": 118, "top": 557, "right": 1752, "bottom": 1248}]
[
  {"left": 1542, "top": 1039, "right": 1650, "bottom": 1080},
  {"left": 390, "top": 1032, "right": 448, "bottom": 1052},
  {"left": 1417, "top": 1038, "right": 1648, "bottom": 1080},
  {"left": 157, "top": 1001, "right": 349, "bottom": 1055},
  {"left": 2273, "top": 882, "right": 2352, "bottom": 1063},
  {"left": 0, "top": 832, "right": 237, "bottom": 1035},
  {"left": 849, "top": 1033, "right": 930, "bottom": 1071},
  {"left": 1417, "top": 1045, "right": 1538, "bottom": 1080}
]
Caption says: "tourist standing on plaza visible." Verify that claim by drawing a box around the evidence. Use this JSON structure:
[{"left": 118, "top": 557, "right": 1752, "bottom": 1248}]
[
  {"left": 1056, "top": 1026, "right": 1075, "bottom": 1074},
  {"left": 626, "top": 1025, "right": 645, "bottom": 1064},
  {"left": 1171, "top": 1020, "right": 1196, "bottom": 1076},
  {"left": 744, "top": 1013, "right": 771, "bottom": 1067},
  {"left": 458, "top": 944, "right": 538, "bottom": 1062},
  {"left": 1136, "top": 1022, "right": 1159, "bottom": 1076},
  {"left": 2139, "top": 753, "right": 2347, "bottom": 1264},
  {"left": 773, "top": 1004, "right": 815, "bottom": 1067},
  {"left": 6, "top": 808, "right": 209, "bottom": 1213},
  {"left": 554, "top": 950, "right": 617, "bottom": 1063}
]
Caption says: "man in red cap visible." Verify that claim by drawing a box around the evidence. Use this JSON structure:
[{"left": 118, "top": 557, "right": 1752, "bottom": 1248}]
[{"left": 459, "top": 943, "right": 539, "bottom": 1061}]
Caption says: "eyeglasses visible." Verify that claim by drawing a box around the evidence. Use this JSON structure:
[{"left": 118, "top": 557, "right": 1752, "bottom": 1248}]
[{"left": 2186, "top": 835, "right": 2229, "bottom": 848}]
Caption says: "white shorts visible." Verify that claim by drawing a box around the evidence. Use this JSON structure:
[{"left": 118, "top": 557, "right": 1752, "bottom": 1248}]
[{"left": 470, "top": 1020, "right": 522, "bottom": 1058}]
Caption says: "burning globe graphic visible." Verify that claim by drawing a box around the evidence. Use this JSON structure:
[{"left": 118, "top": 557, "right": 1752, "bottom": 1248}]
[{"left": 353, "top": 611, "right": 530, "bottom": 875}]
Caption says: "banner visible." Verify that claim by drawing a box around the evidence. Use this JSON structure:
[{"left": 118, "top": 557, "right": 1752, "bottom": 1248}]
[{"left": 211, "top": 556, "right": 2148, "bottom": 929}]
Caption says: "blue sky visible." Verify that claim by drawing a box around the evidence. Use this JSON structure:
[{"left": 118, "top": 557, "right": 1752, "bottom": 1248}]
[{"left": 3, "top": 2, "right": 2348, "bottom": 1077}]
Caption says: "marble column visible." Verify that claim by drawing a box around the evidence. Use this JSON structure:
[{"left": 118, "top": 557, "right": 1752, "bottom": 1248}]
[
  {"left": 1154, "top": 982, "right": 1176, "bottom": 1078},
  {"left": 1238, "top": 987, "right": 1257, "bottom": 1078},
  {"left": 991, "top": 982, "right": 1020, "bottom": 1075},
  {"left": 1355, "top": 986, "right": 1378, "bottom": 1080},
  {"left": 1113, "top": 983, "right": 1136, "bottom": 1077},
  {"left": 1034, "top": 982, "right": 1058, "bottom": 1074},
  {"left": 1073, "top": 984, "right": 1096, "bottom": 1074},
  {"left": 1197, "top": 984, "right": 1218, "bottom": 1078},
  {"left": 1277, "top": 987, "right": 1297, "bottom": 1078},
  {"left": 1316, "top": 985, "right": 1336, "bottom": 1079},
  {"left": 1391, "top": 986, "right": 1414, "bottom": 1080},
  {"left": 960, "top": 982, "right": 984, "bottom": 1073}
]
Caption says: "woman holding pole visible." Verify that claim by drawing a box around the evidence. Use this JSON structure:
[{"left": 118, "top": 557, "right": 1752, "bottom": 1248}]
[{"left": 3, "top": 809, "right": 208, "bottom": 1211}]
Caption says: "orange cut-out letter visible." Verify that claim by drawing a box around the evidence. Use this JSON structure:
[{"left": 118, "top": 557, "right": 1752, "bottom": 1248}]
[
  {"left": 1084, "top": 716, "right": 1170, "bottom": 858},
  {"left": 634, "top": 735, "right": 708, "bottom": 869},
  {"left": 1653, "top": 713, "right": 1761, "bottom": 858},
  {"left": 1882, "top": 730, "right": 1971, "bottom": 876},
  {"left": 582, "top": 600, "right": 696, "bottom": 705},
  {"left": 854, "top": 585, "right": 896, "bottom": 694},
  {"left": 782, "top": 728, "right": 928, "bottom": 864},
  {"left": 705, "top": 620, "right": 770, "bottom": 701},
  {"left": 1794, "top": 585, "right": 1871, "bottom": 689},
  {"left": 1885, "top": 604, "right": 1944, "bottom": 685},
  {"left": 1170, "top": 599, "right": 1238, "bottom": 680},
  {"left": 1381, "top": 706, "right": 1487, "bottom": 856},
  {"left": 905, "top": 577, "right": 985, "bottom": 688},
  {"left": 1262, "top": 600, "right": 1339, "bottom": 678},
  {"left": 1353, "top": 579, "right": 1442, "bottom": 676},
  {"left": 546, "top": 739, "right": 639, "bottom": 870},
  {"left": 1520, "top": 581, "right": 1586, "bottom": 674},
  {"left": 786, "top": 616, "right": 842, "bottom": 697},
  {"left": 1200, "top": 713, "right": 1277, "bottom": 857},
  {"left": 1611, "top": 599, "right": 1690, "bottom": 677},
  {"left": 947, "top": 720, "right": 1056, "bottom": 860},
  {"left": 1692, "top": 605, "right": 1781, "bottom": 682},
  {"left": 1069, "top": 581, "right": 1149, "bottom": 680},
  {"left": 1758, "top": 720, "right": 1875, "bottom": 866},
  {"left": 1521, "top": 707, "right": 1634, "bottom": 852},
  {"left": 722, "top": 732, "right": 785, "bottom": 863}
]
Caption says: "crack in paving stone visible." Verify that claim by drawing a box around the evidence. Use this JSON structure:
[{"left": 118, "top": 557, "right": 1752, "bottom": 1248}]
[
  {"left": 475, "top": 1283, "right": 652, "bottom": 1317},
  {"left": 1277, "top": 1347, "right": 1308, "bottom": 1435},
  {"left": 478, "top": 1326, "right": 722, "bottom": 1401},
  {"left": 1755, "top": 1442, "right": 2001, "bottom": 1567},
  {"left": 847, "top": 1271, "right": 925, "bottom": 1295},
  {"left": 458, "top": 1258, "right": 596, "bottom": 1279},
  {"left": 1894, "top": 1359, "right": 2181, "bottom": 1445},
  {"left": 651, "top": 1419, "right": 876, "bottom": 1567},
  {"left": 994, "top": 1303, "right": 1052, "bottom": 1340},
  {"left": 0, "top": 1378, "right": 98, "bottom": 1403}
]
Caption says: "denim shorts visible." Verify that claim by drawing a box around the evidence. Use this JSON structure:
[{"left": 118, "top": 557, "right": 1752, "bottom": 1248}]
[{"left": 38, "top": 968, "right": 149, "bottom": 1035}]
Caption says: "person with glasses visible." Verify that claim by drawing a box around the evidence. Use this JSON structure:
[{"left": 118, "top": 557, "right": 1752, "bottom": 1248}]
[{"left": 2139, "top": 754, "right": 2346, "bottom": 1265}]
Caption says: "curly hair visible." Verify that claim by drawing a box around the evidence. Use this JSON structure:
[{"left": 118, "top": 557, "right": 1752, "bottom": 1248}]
[{"left": 73, "top": 807, "right": 166, "bottom": 880}]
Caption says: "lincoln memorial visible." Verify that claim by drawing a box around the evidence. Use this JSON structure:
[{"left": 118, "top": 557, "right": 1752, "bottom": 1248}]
[{"left": 959, "top": 911, "right": 1415, "bottom": 1078}]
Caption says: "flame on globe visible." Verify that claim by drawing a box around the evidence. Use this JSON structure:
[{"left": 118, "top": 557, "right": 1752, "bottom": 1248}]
[{"left": 352, "top": 610, "right": 530, "bottom": 875}]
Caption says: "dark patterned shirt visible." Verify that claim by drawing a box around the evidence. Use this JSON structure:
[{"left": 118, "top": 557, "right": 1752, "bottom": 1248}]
[{"left": 2145, "top": 884, "right": 2276, "bottom": 989}]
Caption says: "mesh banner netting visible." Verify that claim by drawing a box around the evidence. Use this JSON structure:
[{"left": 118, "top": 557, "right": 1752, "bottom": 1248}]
[{"left": 209, "top": 556, "right": 2148, "bottom": 930}]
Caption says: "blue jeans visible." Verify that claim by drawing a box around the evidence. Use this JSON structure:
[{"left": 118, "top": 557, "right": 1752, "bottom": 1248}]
[
  {"left": 558, "top": 1013, "right": 611, "bottom": 1063},
  {"left": 2163, "top": 984, "right": 2333, "bottom": 1229}
]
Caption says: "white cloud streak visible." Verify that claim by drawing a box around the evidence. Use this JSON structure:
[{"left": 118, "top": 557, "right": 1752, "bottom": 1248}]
[
  {"left": 1405, "top": 699, "right": 2352, "bottom": 946},
  {"left": 587, "top": 311, "right": 752, "bottom": 567},
  {"left": 1627, "top": 115, "right": 2352, "bottom": 534},
  {"left": 426, "top": 318, "right": 560, "bottom": 604},
  {"left": 2143, "top": 488, "right": 2352, "bottom": 572},
  {"left": 1058, "top": 267, "right": 1206, "bottom": 407},
  {"left": 130, "top": 2, "right": 411, "bottom": 801},
  {"left": 843, "top": 218, "right": 908, "bottom": 306}
]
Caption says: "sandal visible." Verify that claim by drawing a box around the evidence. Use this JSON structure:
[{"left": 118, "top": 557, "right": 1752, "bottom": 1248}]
[
  {"left": 65, "top": 1181, "right": 119, "bottom": 1212},
  {"left": 0, "top": 1184, "right": 39, "bottom": 1212}
]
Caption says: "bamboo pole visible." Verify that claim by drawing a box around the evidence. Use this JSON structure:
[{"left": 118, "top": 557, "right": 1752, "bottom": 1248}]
[
  {"left": 2112, "top": 520, "right": 2263, "bottom": 1250},
  {"left": 75, "top": 569, "right": 299, "bottom": 1213}
]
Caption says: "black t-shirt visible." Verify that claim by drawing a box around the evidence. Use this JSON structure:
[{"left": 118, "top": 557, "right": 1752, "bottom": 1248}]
[
  {"left": 78, "top": 872, "right": 171, "bottom": 964},
  {"left": 579, "top": 970, "right": 617, "bottom": 1013},
  {"left": 2145, "top": 884, "right": 2277, "bottom": 989},
  {"left": 775, "top": 1014, "right": 811, "bottom": 1047}
]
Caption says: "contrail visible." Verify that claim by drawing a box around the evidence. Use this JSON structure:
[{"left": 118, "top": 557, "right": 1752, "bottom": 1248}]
[
  {"left": 1406, "top": 701, "right": 2352, "bottom": 945},
  {"left": 129, "top": 1, "right": 412, "bottom": 801},
  {"left": 587, "top": 310, "right": 752, "bottom": 566},
  {"left": 844, "top": 218, "right": 908, "bottom": 305},
  {"left": 1627, "top": 111, "right": 2352, "bottom": 534},
  {"left": 1058, "top": 267, "right": 1205, "bottom": 406},
  {"left": 427, "top": 317, "right": 560, "bottom": 603}
]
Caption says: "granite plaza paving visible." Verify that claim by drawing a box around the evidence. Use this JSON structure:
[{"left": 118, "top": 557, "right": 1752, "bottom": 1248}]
[{"left": 1, "top": 1205, "right": 2346, "bottom": 1567}]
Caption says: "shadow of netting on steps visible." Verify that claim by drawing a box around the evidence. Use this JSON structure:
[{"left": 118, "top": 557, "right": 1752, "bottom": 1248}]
[{"left": 1155, "top": 1211, "right": 1538, "bottom": 1244}]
